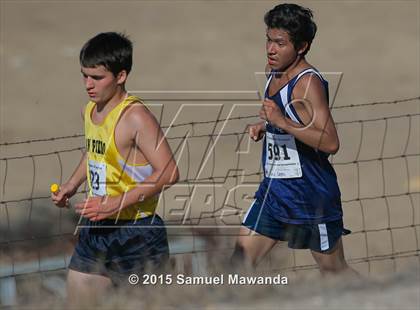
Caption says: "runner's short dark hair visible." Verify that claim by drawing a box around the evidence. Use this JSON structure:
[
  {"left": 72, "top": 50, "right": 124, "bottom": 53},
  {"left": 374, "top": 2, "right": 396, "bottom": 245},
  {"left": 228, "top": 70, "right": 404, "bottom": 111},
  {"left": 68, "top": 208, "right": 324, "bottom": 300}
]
[
  {"left": 264, "top": 3, "right": 317, "bottom": 55},
  {"left": 80, "top": 32, "right": 133, "bottom": 76}
]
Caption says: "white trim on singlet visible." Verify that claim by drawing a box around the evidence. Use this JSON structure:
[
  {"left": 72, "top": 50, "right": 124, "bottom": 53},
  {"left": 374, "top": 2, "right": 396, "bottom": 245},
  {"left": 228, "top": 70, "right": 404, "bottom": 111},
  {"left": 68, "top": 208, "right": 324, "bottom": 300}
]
[
  {"left": 280, "top": 86, "right": 300, "bottom": 123},
  {"left": 264, "top": 74, "right": 273, "bottom": 95},
  {"left": 117, "top": 159, "right": 153, "bottom": 183},
  {"left": 294, "top": 68, "right": 323, "bottom": 84},
  {"left": 288, "top": 68, "right": 324, "bottom": 124},
  {"left": 263, "top": 75, "right": 273, "bottom": 127},
  {"left": 264, "top": 73, "right": 300, "bottom": 124},
  {"left": 264, "top": 69, "right": 324, "bottom": 124}
]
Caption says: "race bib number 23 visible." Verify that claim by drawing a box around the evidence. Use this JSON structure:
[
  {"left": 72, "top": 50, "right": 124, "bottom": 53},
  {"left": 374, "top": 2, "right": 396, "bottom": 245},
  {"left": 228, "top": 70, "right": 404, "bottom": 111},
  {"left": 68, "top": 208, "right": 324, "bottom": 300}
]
[
  {"left": 88, "top": 160, "right": 107, "bottom": 196},
  {"left": 265, "top": 132, "right": 302, "bottom": 179}
]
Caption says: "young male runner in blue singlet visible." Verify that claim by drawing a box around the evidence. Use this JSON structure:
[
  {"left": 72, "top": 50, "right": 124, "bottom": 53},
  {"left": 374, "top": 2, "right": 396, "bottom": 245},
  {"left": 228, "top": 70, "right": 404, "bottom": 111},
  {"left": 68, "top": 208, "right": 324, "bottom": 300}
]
[{"left": 232, "top": 4, "right": 354, "bottom": 275}]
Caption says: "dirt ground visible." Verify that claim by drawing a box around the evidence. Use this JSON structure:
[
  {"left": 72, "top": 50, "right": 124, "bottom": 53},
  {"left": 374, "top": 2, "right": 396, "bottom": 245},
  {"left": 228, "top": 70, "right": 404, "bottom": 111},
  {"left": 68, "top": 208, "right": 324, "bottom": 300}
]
[{"left": 0, "top": 0, "right": 419, "bottom": 308}]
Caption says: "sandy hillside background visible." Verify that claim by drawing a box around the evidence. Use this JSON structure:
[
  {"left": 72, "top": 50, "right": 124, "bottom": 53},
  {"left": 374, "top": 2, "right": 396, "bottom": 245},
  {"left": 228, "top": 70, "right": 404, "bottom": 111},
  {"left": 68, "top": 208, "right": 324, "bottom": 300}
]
[
  {"left": 1, "top": 0, "right": 418, "bottom": 139},
  {"left": 0, "top": 0, "right": 419, "bottom": 308}
]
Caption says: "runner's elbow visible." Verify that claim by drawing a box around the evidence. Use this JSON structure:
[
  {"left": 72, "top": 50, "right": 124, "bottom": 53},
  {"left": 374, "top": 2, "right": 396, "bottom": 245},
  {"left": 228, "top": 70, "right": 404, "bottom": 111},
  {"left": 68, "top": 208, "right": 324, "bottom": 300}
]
[
  {"left": 164, "top": 163, "right": 179, "bottom": 186},
  {"left": 170, "top": 166, "right": 180, "bottom": 184},
  {"left": 326, "top": 140, "right": 339, "bottom": 154}
]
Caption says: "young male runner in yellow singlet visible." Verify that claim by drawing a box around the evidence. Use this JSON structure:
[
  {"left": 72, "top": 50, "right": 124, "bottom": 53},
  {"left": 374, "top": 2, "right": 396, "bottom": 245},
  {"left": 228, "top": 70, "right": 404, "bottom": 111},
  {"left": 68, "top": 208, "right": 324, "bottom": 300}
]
[{"left": 51, "top": 32, "right": 179, "bottom": 303}]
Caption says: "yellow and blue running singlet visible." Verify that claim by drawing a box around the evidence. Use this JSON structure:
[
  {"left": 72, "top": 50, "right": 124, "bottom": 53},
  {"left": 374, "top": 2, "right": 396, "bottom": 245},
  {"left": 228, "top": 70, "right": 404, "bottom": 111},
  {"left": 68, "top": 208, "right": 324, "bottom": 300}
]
[{"left": 84, "top": 95, "right": 157, "bottom": 220}]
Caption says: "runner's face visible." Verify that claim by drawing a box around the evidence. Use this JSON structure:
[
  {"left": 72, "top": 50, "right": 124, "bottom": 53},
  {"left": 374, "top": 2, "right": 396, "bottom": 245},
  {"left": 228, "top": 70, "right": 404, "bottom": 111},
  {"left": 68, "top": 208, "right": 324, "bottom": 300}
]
[
  {"left": 266, "top": 28, "right": 298, "bottom": 71},
  {"left": 81, "top": 65, "right": 120, "bottom": 104}
]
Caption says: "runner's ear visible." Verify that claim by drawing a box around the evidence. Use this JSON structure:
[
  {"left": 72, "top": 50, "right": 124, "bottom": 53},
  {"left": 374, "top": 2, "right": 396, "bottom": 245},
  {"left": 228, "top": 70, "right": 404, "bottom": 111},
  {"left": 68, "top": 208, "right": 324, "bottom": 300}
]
[
  {"left": 297, "top": 42, "right": 309, "bottom": 55},
  {"left": 116, "top": 70, "right": 128, "bottom": 85}
]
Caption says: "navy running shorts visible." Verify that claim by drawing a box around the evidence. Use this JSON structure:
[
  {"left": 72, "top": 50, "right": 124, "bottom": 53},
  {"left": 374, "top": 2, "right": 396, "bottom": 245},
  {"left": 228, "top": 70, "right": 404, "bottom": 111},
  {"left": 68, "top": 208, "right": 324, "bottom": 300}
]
[
  {"left": 242, "top": 199, "right": 350, "bottom": 253},
  {"left": 69, "top": 214, "right": 169, "bottom": 285}
]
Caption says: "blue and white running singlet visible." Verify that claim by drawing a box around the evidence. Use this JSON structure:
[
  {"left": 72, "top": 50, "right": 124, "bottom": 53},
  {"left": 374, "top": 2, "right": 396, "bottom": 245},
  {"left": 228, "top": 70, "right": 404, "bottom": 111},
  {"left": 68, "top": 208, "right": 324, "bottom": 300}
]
[{"left": 254, "top": 68, "right": 343, "bottom": 224}]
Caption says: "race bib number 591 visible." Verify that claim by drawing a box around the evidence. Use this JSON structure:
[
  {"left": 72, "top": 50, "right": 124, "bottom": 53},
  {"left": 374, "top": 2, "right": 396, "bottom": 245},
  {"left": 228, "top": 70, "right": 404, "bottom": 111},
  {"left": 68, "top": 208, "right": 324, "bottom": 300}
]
[
  {"left": 88, "top": 160, "right": 106, "bottom": 196},
  {"left": 265, "top": 132, "right": 302, "bottom": 179}
]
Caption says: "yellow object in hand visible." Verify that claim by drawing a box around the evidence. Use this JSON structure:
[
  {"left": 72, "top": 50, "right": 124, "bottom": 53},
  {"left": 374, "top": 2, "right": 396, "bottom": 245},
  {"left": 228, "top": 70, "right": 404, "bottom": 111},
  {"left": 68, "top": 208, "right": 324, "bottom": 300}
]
[{"left": 50, "top": 183, "right": 60, "bottom": 194}]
